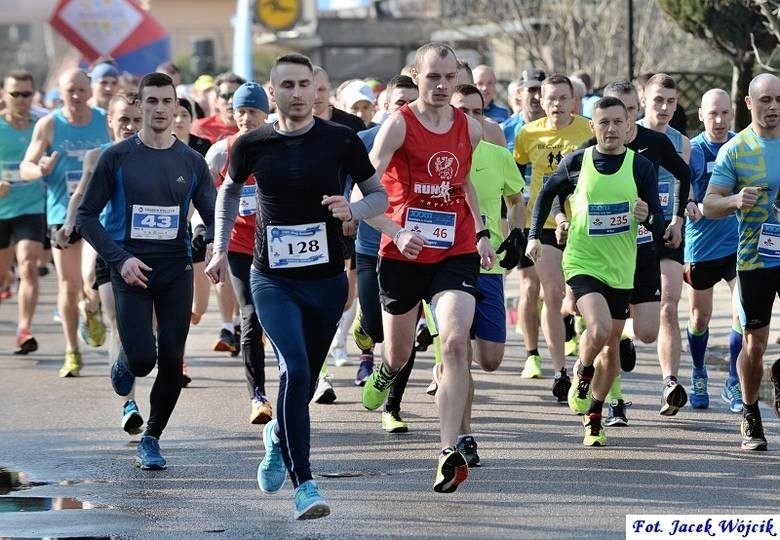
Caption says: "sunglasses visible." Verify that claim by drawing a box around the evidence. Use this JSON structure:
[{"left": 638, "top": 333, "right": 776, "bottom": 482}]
[
  {"left": 9, "top": 91, "right": 33, "bottom": 98},
  {"left": 219, "top": 92, "right": 234, "bottom": 101}
]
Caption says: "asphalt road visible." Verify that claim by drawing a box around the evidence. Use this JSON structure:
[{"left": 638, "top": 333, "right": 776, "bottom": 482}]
[{"left": 1, "top": 270, "right": 778, "bottom": 539}]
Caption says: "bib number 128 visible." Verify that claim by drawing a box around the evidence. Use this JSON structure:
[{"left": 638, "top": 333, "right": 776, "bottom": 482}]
[{"left": 288, "top": 240, "right": 320, "bottom": 255}]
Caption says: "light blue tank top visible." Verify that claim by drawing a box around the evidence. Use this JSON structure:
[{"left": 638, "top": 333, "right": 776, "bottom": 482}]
[
  {"left": 0, "top": 115, "right": 43, "bottom": 219},
  {"left": 638, "top": 119, "right": 684, "bottom": 221}
]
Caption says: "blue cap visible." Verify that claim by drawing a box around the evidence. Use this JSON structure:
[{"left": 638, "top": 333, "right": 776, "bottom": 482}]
[
  {"left": 232, "top": 82, "right": 269, "bottom": 113},
  {"left": 90, "top": 63, "right": 120, "bottom": 81}
]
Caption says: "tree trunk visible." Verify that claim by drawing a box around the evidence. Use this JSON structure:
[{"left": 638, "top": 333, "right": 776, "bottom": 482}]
[{"left": 732, "top": 53, "right": 754, "bottom": 131}]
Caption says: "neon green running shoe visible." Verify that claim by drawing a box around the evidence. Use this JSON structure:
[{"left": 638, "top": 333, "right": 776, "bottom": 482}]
[
  {"left": 79, "top": 300, "right": 106, "bottom": 348},
  {"left": 520, "top": 354, "right": 542, "bottom": 379},
  {"left": 351, "top": 311, "right": 374, "bottom": 352},
  {"left": 59, "top": 349, "right": 83, "bottom": 378},
  {"left": 564, "top": 337, "right": 579, "bottom": 357},
  {"left": 362, "top": 364, "right": 397, "bottom": 410},
  {"left": 568, "top": 361, "right": 592, "bottom": 415},
  {"left": 583, "top": 413, "right": 607, "bottom": 446},
  {"left": 381, "top": 411, "right": 408, "bottom": 433}
]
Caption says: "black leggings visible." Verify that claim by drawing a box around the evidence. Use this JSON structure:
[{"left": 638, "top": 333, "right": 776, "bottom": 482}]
[
  {"left": 111, "top": 256, "right": 192, "bottom": 439},
  {"left": 227, "top": 251, "right": 266, "bottom": 396}
]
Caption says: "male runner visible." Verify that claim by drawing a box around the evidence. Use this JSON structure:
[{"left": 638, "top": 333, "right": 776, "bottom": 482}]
[
  {"left": 704, "top": 72, "right": 780, "bottom": 451},
  {"left": 206, "top": 53, "right": 386, "bottom": 519},
  {"left": 21, "top": 68, "right": 110, "bottom": 377},
  {"left": 88, "top": 62, "right": 120, "bottom": 110},
  {"left": 77, "top": 72, "right": 216, "bottom": 468},
  {"left": 362, "top": 42, "right": 493, "bottom": 493},
  {"left": 502, "top": 68, "right": 546, "bottom": 154},
  {"left": 0, "top": 70, "right": 43, "bottom": 354},
  {"left": 473, "top": 65, "right": 509, "bottom": 122},
  {"left": 684, "top": 89, "right": 741, "bottom": 412},
  {"left": 527, "top": 96, "right": 661, "bottom": 446},
  {"left": 192, "top": 72, "right": 245, "bottom": 143}
]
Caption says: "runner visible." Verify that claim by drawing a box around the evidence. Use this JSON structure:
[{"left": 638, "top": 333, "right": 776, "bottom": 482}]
[
  {"left": 527, "top": 96, "right": 661, "bottom": 446},
  {"left": 203, "top": 82, "right": 272, "bottom": 424},
  {"left": 205, "top": 53, "right": 386, "bottom": 519},
  {"left": 191, "top": 72, "right": 245, "bottom": 143},
  {"left": 88, "top": 62, "right": 120, "bottom": 111},
  {"left": 473, "top": 65, "right": 509, "bottom": 122},
  {"left": 704, "top": 72, "right": 780, "bottom": 451},
  {"left": 684, "top": 89, "right": 742, "bottom": 412},
  {"left": 502, "top": 67, "right": 546, "bottom": 154},
  {"left": 0, "top": 70, "right": 44, "bottom": 355},
  {"left": 77, "top": 72, "right": 216, "bottom": 468},
  {"left": 361, "top": 42, "right": 493, "bottom": 493},
  {"left": 20, "top": 68, "right": 110, "bottom": 377}
]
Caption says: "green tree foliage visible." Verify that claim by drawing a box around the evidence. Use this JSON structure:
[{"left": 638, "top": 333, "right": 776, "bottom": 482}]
[{"left": 659, "top": 0, "right": 777, "bottom": 129}]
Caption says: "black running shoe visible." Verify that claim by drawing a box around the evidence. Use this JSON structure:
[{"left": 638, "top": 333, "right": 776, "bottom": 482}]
[
  {"left": 740, "top": 413, "right": 768, "bottom": 451},
  {"left": 660, "top": 380, "right": 687, "bottom": 416},
  {"left": 415, "top": 326, "right": 433, "bottom": 352},
  {"left": 619, "top": 337, "right": 636, "bottom": 372},
  {"left": 457, "top": 435, "right": 480, "bottom": 467},
  {"left": 552, "top": 369, "right": 571, "bottom": 403},
  {"left": 771, "top": 358, "right": 780, "bottom": 419},
  {"left": 605, "top": 399, "right": 631, "bottom": 427},
  {"left": 231, "top": 325, "right": 241, "bottom": 358}
]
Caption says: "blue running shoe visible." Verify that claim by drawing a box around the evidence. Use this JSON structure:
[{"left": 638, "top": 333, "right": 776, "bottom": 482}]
[
  {"left": 721, "top": 377, "right": 743, "bottom": 414},
  {"left": 690, "top": 367, "right": 709, "bottom": 409},
  {"left": 354, "top": 354, "right": 374, "bottom": 386},
  {"left": 135, "top": 436, "right": 166, "bottom": 470},
  {"left": 111, "top": 348, "right": 135, "bottom": 397},
  {"left": 258, "top": 419, "right": 287, "bottom": 493},
  {"left": 121, "top": 400, "right": 144, "bottom": 434},
  {"left": 293, "top": 480, "right": 330, "bottom": 520}
]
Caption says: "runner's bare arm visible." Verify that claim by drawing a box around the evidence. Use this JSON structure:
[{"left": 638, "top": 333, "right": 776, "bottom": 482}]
[{"left": 20, "top": 115, "right": 56, "bottom": 180}]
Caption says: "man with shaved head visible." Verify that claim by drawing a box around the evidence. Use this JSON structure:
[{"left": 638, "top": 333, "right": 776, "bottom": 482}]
[
  {"left": 704, "top": 73, "right": 780, "bottom": 451},
  {"left": 473, "top": 65, "right": 509, "bottom": 122},
  {"left": 20, "top": 68, "right": 110, "bottom": 377},
  {"left": 684, "top": 89, "right": 742, "bottom": 414}
]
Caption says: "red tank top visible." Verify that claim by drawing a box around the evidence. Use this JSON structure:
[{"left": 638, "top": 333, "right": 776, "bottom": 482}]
[
  {"left": 216, "top": 134, "right": 256, "bottom": 256},
  {"left": 379, "top": 104, "right": 477, "bottom": 263}
]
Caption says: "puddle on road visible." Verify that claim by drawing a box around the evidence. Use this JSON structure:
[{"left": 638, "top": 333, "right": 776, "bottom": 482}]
[{"left": 0, "top": 496, "right": 110, "bottom": 513}]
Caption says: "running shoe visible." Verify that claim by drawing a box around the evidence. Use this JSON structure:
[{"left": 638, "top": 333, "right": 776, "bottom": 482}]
[
  {"left": 660, "top": 379, "right": 688, "bottom": 416},
  {"left": 213, "top": 328, "right": 237, "bottom": 353},
  {"left": 52, "top": 308, "right": 61, "bottom": 323},
  {"left": 0, "top": 283, "right": 11, "bottom": 300},
  {"left": 771, "top": 358, "right": 780, "bottom": 418},
  {"left": 330, "top": 346, "right": 348, "bottom": 367},
  {"left": 258, "top": 419, "right": 287, "bottom": 493},
  {"left": 381, "top": 410, "right": 409, "bottom": 433},
  {"left": 78, "top": 299, "right": 106, "bottom": 347},
  {"left": 231, "top": 325, "right": 241, "bottom": 358},
  {"left": 354, "top": 354, "right": 374, "bottom": 386},
  {"left": 690, "top": 367, "right": 709, "bottom": 409},
  {"left": 14, "top": 328, "right": 38, "bottom": 355},
  {"left": 313, "top": 376, "right": 337, "bottom": 404},
  {"left": 415, "top": 326, "right": 433, "bottom": 352},
  {"left": 605, "top": 399, "right": 632, "bottom": 427},
  {"left": 135, "top": 436, "right": 167, "bottom": 470},
  {"left": 351, "top": 314, "right": 374, "bottom": 352},
  {"left": 110, "top": 349, "right": 135, "bottom": 396},
  {"left": 362, "top": 364, "right": 397, "bottom": 411},
  {"left": 250, "top": 389, "right": 273, "bottom": 425},
  {"left": 567, "top": 361, "right": 592, "bottom": 415},
  {"left": 520, "top": 354, "right": 543, "bottom": 379},
  {"left": 720, "top": 377, "right": 743, "bottom": 414},
  {"left": 58, "top": 350, "right": 82, "bottom": 378},
  {"left": 433, "top": 447, "right": 469, "bottom": 493},
  {"left": 564, "top": 337, "right": 578, "bottom": 357},
  {"left": 181, "top": 360, "right": 191, "bottom": 388},
  {"left": 583, "top": 413, "right": 607, "bottom": 446},
  {"left": 426, "top": 362, "right": 442, "bottom": 397},
  {"left": 552, "top": 368, "right": 571, "bottom": 403},
  {"left": 740, "top": 413, "right": 768, "bottom": 451},
  {"left": 456, "top": 435, "right": 480, "bottom": 467},
  {"left": 37, "top": 265, "right": 50, "bottom": 277},
  {"left": 121, "top": 400, "right": 144, "bottom": 435},
  {"left": 619, "top": 337, "right": 636, "bottom": 372},
  {"left": 293, "top": 480, "right": 330, "bottom": 520}
]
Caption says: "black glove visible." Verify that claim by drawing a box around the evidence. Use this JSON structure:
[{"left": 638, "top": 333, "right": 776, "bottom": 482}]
[{"left": 496, "top": 228, "right": 527, "bottom": 269}]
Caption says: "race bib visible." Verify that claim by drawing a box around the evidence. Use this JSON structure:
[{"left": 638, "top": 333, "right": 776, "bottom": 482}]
[
  {"left": 636, "top": 223, "right": 653, "bottom": 245},
  {"left": 130, "top": 205, "right": 180, "bottom": 240},
  {"left": 239, "top": 184, "right": 257, "bottom": 217},
  {"left": 66, "top": 170, "right": 81, "bottom": 196},
  {"left": 405, "top": 208, "right": 456, "bottom": 249},
  {"left": 706, "top": 161, "right": 714, "bottom": 173},
  {"left": 267, "top": 222, "right": 329, "bottom": 269},
  {"left": 658, "top": 182, "right": 670, "bottom": 210},
  {"left": 0, "top": 161, "right": 22, "bottom": 182},
  {"left": 588, "top": 201, "right": 630, "bottom": 236},
  {"left": 758, "top": 223, "right": 780, "bottom": 258}
]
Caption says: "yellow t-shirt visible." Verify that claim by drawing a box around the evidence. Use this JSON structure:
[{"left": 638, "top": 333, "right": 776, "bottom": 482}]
[{"left": 513, "top": 115, "right": 592, "bottom": 229}]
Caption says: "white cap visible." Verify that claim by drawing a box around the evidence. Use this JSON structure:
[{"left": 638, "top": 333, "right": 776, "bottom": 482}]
[{"left": 342, "top": 80, "right": 375, "bottom": 108}]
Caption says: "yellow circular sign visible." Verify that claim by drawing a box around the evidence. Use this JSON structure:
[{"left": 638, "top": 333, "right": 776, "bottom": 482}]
[{"left": 256, "top": 0, "right": 300, "bottom": 31}]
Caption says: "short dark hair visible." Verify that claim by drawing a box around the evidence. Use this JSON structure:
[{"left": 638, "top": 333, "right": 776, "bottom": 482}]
[
  {"left": 107, "top": 92, "right": 139, "bottom": 113},
  {"left": 275, "top": 53, "right": 313, "bottom": 73},
  {"left": 645, "top": 73, "right": 676, "bottom": 91},
  {"left": 603, "top": 80, "right": 637, "bottom": 98},
  {"left": 414, "top": 42, "right": 456, "bottom": 70},
  {"left": 215, "top": 72, "right": 246, "bottom": 87},
  {"left": 592, "top": 96, "right": 627, "bottom": 115},
  {"left": 454, "top": 83, "right": 484, "bottom": 108},
  {"left": 138, "top": 72, "right": 176, "bottom": 100},
  {"left": 542, "top": 74, "right": 574, "bottom": 96},
  {"left": 5, "top": 69, "right": 34, "bottom": 87},
  {"left": 387, "top": 75, "right": 416, "bottom": 93}
]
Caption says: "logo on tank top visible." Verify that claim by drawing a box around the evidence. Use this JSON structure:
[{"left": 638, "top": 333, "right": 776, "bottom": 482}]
[{"left": 427, "top": 151, "right": 459, "bottom": 181}]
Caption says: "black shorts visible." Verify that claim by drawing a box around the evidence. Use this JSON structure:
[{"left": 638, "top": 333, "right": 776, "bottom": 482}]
[
  {"left": 737, "top": 266, "right": 780, "bottom": 330},
  {"left": 191, "top": 223, "right": 207, "bottom": 263},
  {"left": 518, "top": 228, "right": 564, "bottom": 269},
  {"left": 568, "top": 274, "right": 631, "bottom": 320},
  {"left": 93, "top": 256, "right": 111, "bottom": 290},
  {"left": 0, "top": 213, "right": 45, "bottom": 249},
  {"left": 49, "top": 223, "right": 81, "bottom": 249},
  {"left": 657, "top": 220, "right": 684, "bottom": 264},
  {"left": 632, "top": 245, "right": 661, "bottom": 305},
  {"left": 378, "top": 253, "right": 480, "bottom": 315},
  {"left": 684, "top": 253, "right": 737, "bottom": 291}
]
